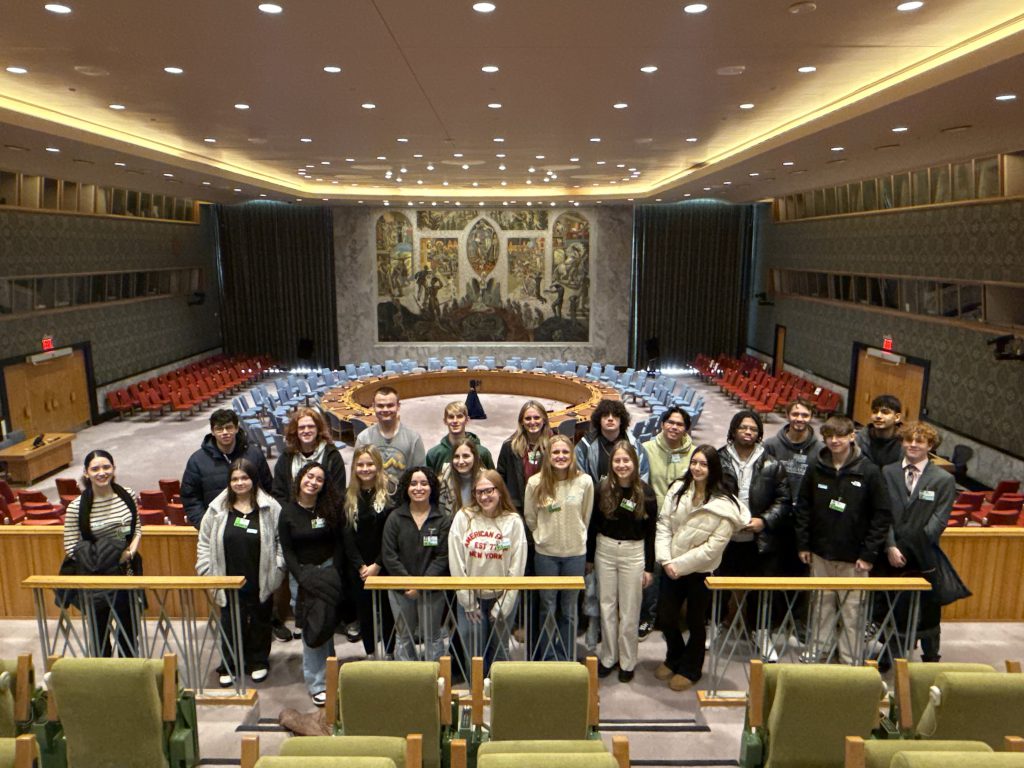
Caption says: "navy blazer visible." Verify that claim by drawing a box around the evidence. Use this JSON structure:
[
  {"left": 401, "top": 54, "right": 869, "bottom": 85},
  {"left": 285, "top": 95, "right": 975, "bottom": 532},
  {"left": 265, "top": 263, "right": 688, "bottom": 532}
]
[{"left": 882, "top": 460, "right": 955, "bottom": 571}]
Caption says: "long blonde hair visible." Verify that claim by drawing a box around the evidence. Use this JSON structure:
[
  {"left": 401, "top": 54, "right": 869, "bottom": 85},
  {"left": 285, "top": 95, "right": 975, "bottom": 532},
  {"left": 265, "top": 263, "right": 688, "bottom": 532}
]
[
  {"left": 509, "top": 400, "right": 551, "bottom": 458},
  {"left": 531, "top": 433, "right": 581, "bottom": 504},
  {"left": 344, "top": 445, "right": 393, "bottom": 529}
]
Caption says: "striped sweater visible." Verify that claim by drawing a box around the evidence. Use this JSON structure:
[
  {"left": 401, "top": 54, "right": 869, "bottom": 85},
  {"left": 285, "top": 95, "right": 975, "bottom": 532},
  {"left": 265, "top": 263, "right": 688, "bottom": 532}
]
[{"left": 63, "top": 486, "right": 139, "bottom": 555}]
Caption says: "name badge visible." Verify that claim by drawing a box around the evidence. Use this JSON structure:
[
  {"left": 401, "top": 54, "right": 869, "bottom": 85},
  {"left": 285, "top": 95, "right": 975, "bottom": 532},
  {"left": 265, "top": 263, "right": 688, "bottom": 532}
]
[
  {"left": 311, "top": 517, "right": 326, "bottom": 529},
  {"left": 496, "top": 540, "right": 511, "bottom": 551},
  {"left": 547, "top": 502, "right": 562, "bottom": 513},
  {"left": 233, "top": 517, "right": 249, "bottom": 529},
  {"left": 620, "top": 499, "right": 637, "bottom": 512},
  {"left": 851, "top": 480, "right": 862, "bottom": 488},
  {"left": 829, "top": 499, "right": 847, "bottom": 513},
  {"left": 119, "top": 525, "right": 132, "bottom": 537},
  {"left": 246, "top": 528, "right": 259, "bottom": 535},
  {"left": 920, "top": 490, "right": 935, "bottom": 501},
  {"left": 671, "top": 454, "right": 683, "bottom": 464},
  {"left": 423, "top": 535, "right": 439, "bottom": 547},
  {"left": 817, "top": 483, "right": 829, "bottom": 490}
]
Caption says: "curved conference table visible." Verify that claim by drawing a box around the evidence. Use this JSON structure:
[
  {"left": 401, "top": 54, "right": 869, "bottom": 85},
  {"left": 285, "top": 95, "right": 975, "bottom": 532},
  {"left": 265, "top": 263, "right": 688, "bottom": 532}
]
[{"left": 321, "top": 369, "right": 621, "bottom": 439}]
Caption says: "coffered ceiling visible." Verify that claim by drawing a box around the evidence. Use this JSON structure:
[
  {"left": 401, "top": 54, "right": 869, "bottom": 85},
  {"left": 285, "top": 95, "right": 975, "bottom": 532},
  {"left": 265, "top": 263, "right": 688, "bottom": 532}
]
[{"left": 1, "top": 0, "right": 1022, "bottom": 206}]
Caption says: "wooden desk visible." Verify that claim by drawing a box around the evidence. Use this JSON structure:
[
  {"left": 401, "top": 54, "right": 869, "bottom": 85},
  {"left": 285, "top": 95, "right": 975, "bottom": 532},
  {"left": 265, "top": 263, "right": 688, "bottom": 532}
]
[{"left": 0, "top": 433, "right": 75, "bottom": 484}]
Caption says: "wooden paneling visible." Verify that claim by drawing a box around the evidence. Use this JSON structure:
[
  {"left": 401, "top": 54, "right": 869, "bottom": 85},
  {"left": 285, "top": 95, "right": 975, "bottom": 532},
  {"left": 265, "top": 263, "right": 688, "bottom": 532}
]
[
  {"left": 3, "top": 349, "right": 91, "bottom": 434},
  {"left": 942, "top": 527, "right": 1024, "bottom": 622},
  {"left": 853, "top": 348, "right": 926, "bottom": 424}
]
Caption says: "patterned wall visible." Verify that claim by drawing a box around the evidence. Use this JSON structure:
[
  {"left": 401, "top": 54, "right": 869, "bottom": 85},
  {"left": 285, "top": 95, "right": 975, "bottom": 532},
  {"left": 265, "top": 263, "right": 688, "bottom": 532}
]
[
  {"left": 750, "top": 201, "right": 1024, "bottom": 460},
  {"left": 0, "top": 208, "right": 222, "bottom": 384},
  {"left": 334, "top": 205, "right": 633, "bottom": 364}
]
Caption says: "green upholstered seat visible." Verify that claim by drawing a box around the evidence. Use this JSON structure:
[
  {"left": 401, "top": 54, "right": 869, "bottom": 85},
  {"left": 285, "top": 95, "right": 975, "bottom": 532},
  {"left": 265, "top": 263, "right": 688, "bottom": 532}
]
[
  {"left": 916, "top": 672, "right": 1024, "bottom": 749},
  {"left": 477, "top": 753, "right": 617, "bottom": 768},
  {"left": 0, "top": 662, "right": 16, "bottom": 739},
  {"left": 489, "top": 662, "right": 590, "bottom": 741},
  {"left": 255, "top": 758, "right": 397, "bottom": 768},
  {"left": 0, "top": 739, "right": 15, "bottom": 768},
  {"left": 891, "top": 753, "right": 1024, "bottom": 768},
  {"left": 901, "top": 662, "right": 995, "bottom": 733},
  {"left": 281, "top": 736, "right": 408, "bottom": 768},
  {"left": 861, "top": 739, "right": 992, "bottom": 768},
  {"left": 50, "top": 658, "right": 169, "bottom": 768},
  {"left": 478, "top": 741, "right": 607, "bottom": 756},
  {"left": 335, "top": 662, "right": 441, "bottom": 768},
  {"left": 763, "top": 665, "right": 883, "bottom": 768}
]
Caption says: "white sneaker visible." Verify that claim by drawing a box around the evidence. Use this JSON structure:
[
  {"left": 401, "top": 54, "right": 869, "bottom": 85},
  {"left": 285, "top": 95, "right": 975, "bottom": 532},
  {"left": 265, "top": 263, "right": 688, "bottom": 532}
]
[
  {"left": 754, "top": 630, "right": 778, "bottom": 663},
  {"left": 251, "top": 667, "right": 268, "bottom": 683},
  {"left": 218, "top": 673, "right": 232, "bottom": 687},
  {"left": 312, "top": 691, "right": 327, "bottom": 707}
]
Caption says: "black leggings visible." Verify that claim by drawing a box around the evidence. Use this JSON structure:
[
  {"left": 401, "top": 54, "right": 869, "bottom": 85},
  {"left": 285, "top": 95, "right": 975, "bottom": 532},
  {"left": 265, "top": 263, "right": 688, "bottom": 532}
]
[{"left": 656, "top": 571, "right": 711, "bottom": 682}]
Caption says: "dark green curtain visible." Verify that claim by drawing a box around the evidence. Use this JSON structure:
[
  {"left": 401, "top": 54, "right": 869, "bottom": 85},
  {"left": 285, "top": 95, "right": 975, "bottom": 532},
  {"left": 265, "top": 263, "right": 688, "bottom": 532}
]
[
  {"left": 214, "top": 203, "right": 338, "bottom": 367},
  {"left": 631, "top": 201, "right": 754, "bottom": 369}
]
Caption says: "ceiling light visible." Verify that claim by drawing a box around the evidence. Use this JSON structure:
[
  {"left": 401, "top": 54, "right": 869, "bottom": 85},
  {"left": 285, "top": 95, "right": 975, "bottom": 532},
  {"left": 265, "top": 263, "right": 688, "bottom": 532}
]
[
  {"left": 113, "top": 161, "right": 126, "bottom": 166},
  {"left": 896, "top": 1, "right": 923, "bottom": 10},
  {"left": 233, "top": 188, "right": 241, "bottom": 192},
  {"left": 686, "top": 137, "right": 699, "bottom": 142},
  {"left": 613, "top": 102, "right": 628, "bottom": 109},
  {"left": 723, "top": 181, "right": 732, "bottom": 185},
  {"left": 640, "top": 65, "right": 658, "bottom": 73},
  {"left": 493, "top": 137, "right": 504, "bottom": 142},
  {"left": 995, "top": 94, "right": 1017, "bottom": 101},
  {"left": 535, "top": 154, "right": 545, "bottom": 159},
  {"left": 782, "top": 161, "right": 794, "bottom": 166},
  {"left": 788, "top": 1, "right": 817, "bottom": 13},
  {"left": 45, "top": 3, "right": 72, "bottom": 12},
  {"left": 739, "top": 103, "right": 754, "bottom": 109},
  {"left": 397, "top": 137, "right": 408, "bottom": 142},
  {"left": 5, "top": 66, "right": 28, "bottom": 74},
  {"left": 163, "top": 172, "right": 174, "bottom": 177},
  {"left": 526, "top": 180, "right": 532, "bottom": 185},
  {"left": 716, "top": 65, "right": 746, "bottom": 76},
  {"left": 163, "top": 66, "right": 183, "bottom": 74},
  {"left": 323, "top": 65, "right": 341, "bottom": 73},
  {"left": 830, "top": 146, "right": 844, "bottom": 151},
  {"left": 498, "top": 164, "right": 506, "bottom": 170},
  {"left": 589, "top": 137, "right": 601, "bottom": 142},
  {"left": 461, "top": 164, "right": 470, "bottom": 170},
  {"left": 500, "top": 181, "right": 507, "bottom": 186},
  {"left": 453, "top": 152, "right": 464, "bottom": 158},
  {"left": 300, "top": 137, "right": 312, "bottom": 142},
  {"left": 487, "top": 102, "right": 502, "bottom": 109},
  {"left": 400, "top": 166, "right": 408, "bottom": 173},
  {"left": 108, "top": 103, "right": 125, "bottom": 110},
  {"left": 345, "top": 158, "right": 354, "bottom": 161},
  {"left": 203, "top": 137, "right": 216, "bottom": 143},
  {"left": 45, "top": 146, "right": 60, "bottom": 152},
  {"left": 749, "top": 172, "right": 759, "bottom": 177},
  {"left": 481, "top": 65, "right": 499, "bottom": 73},
  {"left": 427, "top": 164, "right": 435, "bottom": 170},
  {"left": 703, "top": 187, "right": 711, "bottom": 191},
  {"left": 892, "top": 126, "right": 908, "bottom": 132},
  {"left": 377, "top": 155, "right": 386, "bottom": 160},
  {"left": 683, "top": 193, "right": 691, "bottom": 198},
  {"left": 797, "top": 65, "right": 817, "bottom": 73},
  {"left": 569, "top": 156, "right": 579, "bottom": 162},
  {"left": 528, "top": 166, "right": 536, "bottom": 173},
  {"left": 596, "top": 160, "right": 606, "bottom": 165},
  {"left": 202, "top": 181, "right": 211, "bottom": 186},
  {"left": 234, "top": 103, "right": 250, "bottom": 110},
  {"left": 473, "top": 182, "right": 479, "bottom": 187},
  {"left": 321, "top": 161, "right": 330, "bottom": 165},
  {"left": 258, "top": 3, "right": 283, "bottom": 13},
  {"left": 362, "top": 102, "right": 376, "bottom": 109},
  {"left": 442, "top": 181, "right": 449, "bottom": 186},
  {"left": 416, "top": 180, "right": 423, "bottom": 184},
  {"left": 413, "top": 153, "right": 423, "bottom": 158},
  {"left": 683, "top": 3, "right": 708, "bottom": 12},
  {"left": 473, "top": 2, "right": 496, "bottom": 11}
]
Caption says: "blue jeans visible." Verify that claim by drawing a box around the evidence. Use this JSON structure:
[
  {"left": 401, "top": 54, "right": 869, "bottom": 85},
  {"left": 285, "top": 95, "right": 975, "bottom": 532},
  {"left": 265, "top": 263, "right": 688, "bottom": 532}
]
[
  {"left": 457, "top": 596, "right": 516, "bottom": 676},
  {"left": 289, "top": 561, "right": 336, "bottom": 695},
  {"left": 534, "top": 553, "right": 585, "bottom": 661},
  {"left": 388, "top": 590, "right": 445, "bottom": 661}
]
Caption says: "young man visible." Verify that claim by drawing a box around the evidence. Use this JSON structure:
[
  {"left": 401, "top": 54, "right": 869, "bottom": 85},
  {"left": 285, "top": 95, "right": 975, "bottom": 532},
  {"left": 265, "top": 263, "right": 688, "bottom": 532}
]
[
  {"left": 881, "top": 421, "right": 956, "bottom": 662},
  {"left": 642, "top": 407, "right": 695, "bottom": 507},
  {"left": 575, "top": 398, "right": 650, "bottom": 485},
  {"left": 794, "top": 415, "right": 890, "bottom": 664},
  {"left": 425, "top": 401, "right": 494, "bottom": 473},
  {"left": 856, "top": 394, "right": 904, "bottom": 469},
  {"left": 764, "top": 398, "right": 822, "bottom": 499},
  {"left": 180, "top": 408, "right": 272, "bottom": 527},
  {"left": 354, "top": 386, "right": 426, "bottom": 485}
]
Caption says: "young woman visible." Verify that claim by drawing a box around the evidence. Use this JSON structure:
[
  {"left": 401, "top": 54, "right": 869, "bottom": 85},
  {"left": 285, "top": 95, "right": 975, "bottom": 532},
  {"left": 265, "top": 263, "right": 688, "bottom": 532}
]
[
  {"left": 272, "top": 407, "right": 347, "bottom": 503},
  {"left": 196, "top": 458, "right": 284, "bottom": 685},
  {"left": 341, "top": 445, "right": 396, "bottom": 657},
  {"left": 524, "top": 433, "right": 594, "bottom": 661},
  {"left": 587, "top": 442, "right": 657, "bottom": 682},
  {"left": 278, "top": 461, "right": 344, "bottom": 706},
  {"left": 62, "top": 449, "right": 141, "bottom": 657},
  {"left": 655, "top": 445, "right": 749, "bottom": 692},
  {"left": 448, "top": 471, "right": 527, "bottom": 675},
  {"left": 438, "top": 437, "right": 484, "bottom": 517},
  {"left": 381, "top": 466, "right": 451, "bottom": 661},
  {"left": 496, "top": 400, "right": 552, "bottom": 515}
]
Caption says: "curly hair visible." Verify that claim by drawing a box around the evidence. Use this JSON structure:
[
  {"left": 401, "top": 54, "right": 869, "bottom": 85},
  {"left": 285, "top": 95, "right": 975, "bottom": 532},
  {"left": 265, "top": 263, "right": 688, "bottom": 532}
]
[
  {"left": 293, "top": 460, "right": 342, "bottom": 529},
  {"left": 283, "top": 407, "right": 331, "bottom": 454},
  {"left": 397, "top": 466, "right": 440, "bottom": 508},
  {"left": 589, "top": 398, "right": 631, "bottom": 436}
]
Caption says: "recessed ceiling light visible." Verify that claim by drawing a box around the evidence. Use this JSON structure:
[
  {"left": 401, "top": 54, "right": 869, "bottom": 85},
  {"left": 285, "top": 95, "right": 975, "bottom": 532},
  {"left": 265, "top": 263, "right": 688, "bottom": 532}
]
[
  {"left": 400, "top": 166, "right": 408, "bottom": 173},
  {"left": 782, "top": 161, "right": 794, "bottom": 166},
  {"left": 377, "top": 155, "right": 386, "bottom": 160},
  {"left": 5, "top": 66, "right": 28, "bottom": 74},
  {"left": 749, "top": 172, "right": 759, "bottom": 177},
  {"left": 45, "top": 3, "right": 73, "bottom": 12},
  {"left": 596, "top": 161, "right": 606, "bottom": 165},
  {"left": 481, "top": 65, "right": 499, "bottom": 73},
  {"left": 716, "top": 65, "right": 746, "bottom": 76},
  {"left": 258, "top": 3, "right": 283, "bottom": 13},
  {"left": 739, "top": 103, "right": 755, "bottom": 109},
  {"left": 535, "top": 154, "right": 545, "bottom": 159},
  {"left": 896, "top": 1, "right": 923, "bottom": 10},
  {"left": 640, "top": 65, "right": 658, "bottom": 74},
  {"left": 496, "top": 153, "right": 506, "bottom": 158},
  {"left": 493, "top": 137, "right": 504, "bottom": 142},
  {"left": 683, "top": 3, "right": 708, "bottom": 13},
  {"left": 234, "top": 103, "right": 250, "bottom": 110},
  {"left": 488, "top": 102, "right": 502, "bottom": 109},
  {"left": 797, "top": 65, "right": 817, "bottom": 73},
  {"left": 164, "top": 66, "right": 184, "bottom": 75},
  {"left": 323, "top": 65, "right": 341, "bottom": 74},
  {"left": 461, "top": 164, "right": 470, "bottom": 170},
  {"left": 163, "top": 172, "right": 174, "bottom": 177},
  {"left": 703, "top": 186, "right": 711, "bottom": 191},
  {"left": 500, "top": 181, "right": 508, "bottom": 186},
  {"left": 45, "top": 146, "right": 60, "bottom": 152},
  {"left": 321, "top": 161, "right": 330, "bottom": 165},
  {"left": 300, "top": 137, "right": 312, "bottom": 143},
  {"left": 413, "top": 153, "right": 423, "bottom": 158},
  {"left": 427, "top": 164, "right": 435, "bottom": 170},
  {"left": 453, "top": 153, "right": 464, "bottom": 158},
  {"left": 589, "top": 137, "right": 601, "bottom": 142},
  {"left": 613, "top": 102, "right": 628, "bottom": 109},
  {"left": 569, "top": 156, "right": 579, "bottom": 162},
  {"left": 892, "top": 126, "right": 908, "bottom": 132},
  {"left": 345, "top": 157, "right": 355, "bottom": 162},
  {"left": 202, "top": 181, "right": 211, "bottom": 186},
  {"left": 723, "top": 181, "right": 732, "bottom": 185},
  {"left": 686, "top": 137, "right": 699, "bottom": 142},
  {"left": 203, "top": 137, "right": 217, "bottom": 143},
  {"left": 995, "top": 93, "right": 1017, "bottom": 102},
  {"left": 362, "top": 102, "right": 376, "bottom": 109},
  {"left": 498, "top": 164, "right": 506, "bottom": 170},
  {"left": 528, "top": 166, "right": 536, "bottom": 173},
  {"left": 108, "top": 103, "right": 126, "bottom": 110},
  {"left": 114, "top": 161, "right": 126, "bottom": 166},
  {"left": 788, "top": 1, "right": 817, "bottom": 13},
  {"left": 442, "top": 181, "right": 449, "bottom": 186},
  {"left": 830, "top": 146, "right": 844, "bottom": 151},
  {"left": 473, "top": 2, "right": 496, "bottom": 12},
  {"left": 234, "top": 188, "right": 242, "bottom": 192},
  {"left": 683, "top": 193, "right": 691, "bottom": 198}
]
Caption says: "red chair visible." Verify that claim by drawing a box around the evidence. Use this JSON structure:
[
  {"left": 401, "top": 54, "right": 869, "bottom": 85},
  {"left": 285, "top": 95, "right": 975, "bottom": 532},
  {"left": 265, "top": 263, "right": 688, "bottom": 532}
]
[
  {"left": 22, "top": 502, "right": 62, "bottom": 523},
  {"left": 139, "top": 510, "right": 167, "bottom": 525},
  {"left": 105, "top": 391, "right": 133, "bottom": 420},
  {"left": 986, "top": 509, "right": 1021, "bottom": 526},
  {"left": 159, "top": 479, "right": 181, "bottom": 505},
  {"left": 0, "top": 496, "right": 25, "bottom": 525},
  {"left": 165, "top": 503, "right": 188, "bottom": 526},
  {"left": 946, "top": 509, "right": 968, "bottom": 528},
  {"left": 986, "top": 481, "right": 1021, "bottom": 505},
  {"left": 137, "top": 389, "right": 165, "bottom": 419},
  {"left": 17, "top": 490, "right": 62, "bottom": 514},
  {"left": 55, "top": 477, "right": 81, "bottom": 509},
  {"left": 139, "top": 490, "right": 168, "bottom": 512},
  {"left": 954, "top": 491, "right": 985, "bottom": 511}
]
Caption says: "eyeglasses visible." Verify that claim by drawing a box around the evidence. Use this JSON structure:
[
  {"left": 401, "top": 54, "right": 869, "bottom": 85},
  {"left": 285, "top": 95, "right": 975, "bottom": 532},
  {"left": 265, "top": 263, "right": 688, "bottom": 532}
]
[{"left": 475, "top": 487, "right": 497, "bottom": 497}]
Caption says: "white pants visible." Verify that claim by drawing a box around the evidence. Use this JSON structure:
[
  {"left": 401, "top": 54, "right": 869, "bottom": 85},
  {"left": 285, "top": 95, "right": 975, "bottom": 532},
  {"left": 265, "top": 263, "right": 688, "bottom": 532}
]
[
  {"left": 809, "top": 555, "right": 862, "bottom": 665},
  {"left": 595, "top": 535, "right": 645, "bottom": 672}
]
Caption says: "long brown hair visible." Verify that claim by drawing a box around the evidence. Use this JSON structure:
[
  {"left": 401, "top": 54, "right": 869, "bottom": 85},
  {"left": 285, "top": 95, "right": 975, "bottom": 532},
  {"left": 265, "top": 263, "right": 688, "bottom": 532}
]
[
  {"left": 462, "top": 470, "right": 517, "bottom": 520},
  {"left": 531, "top": 433, "right": 581, "bottom": 504},
  {"left": 227, "top": 458, "right": 260, "bottom": 508},
  {"left": 446, "top": 436, "right": 484, "bottom": 509},
  {"left": 293, "top": 461, "right": 341, "bottom": 528},
  {"left": 598, "top": 442, "right": 647, "bottom": 520},
  {"left": 509, "top": 400, "right": 551, "bottom": 458}
]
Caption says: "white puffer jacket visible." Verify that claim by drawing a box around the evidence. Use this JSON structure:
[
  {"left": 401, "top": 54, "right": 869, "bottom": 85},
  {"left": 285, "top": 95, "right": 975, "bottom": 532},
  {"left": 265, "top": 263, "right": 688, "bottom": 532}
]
[{"left": 655, "top": 481, "right": 750, "bottom": 575}]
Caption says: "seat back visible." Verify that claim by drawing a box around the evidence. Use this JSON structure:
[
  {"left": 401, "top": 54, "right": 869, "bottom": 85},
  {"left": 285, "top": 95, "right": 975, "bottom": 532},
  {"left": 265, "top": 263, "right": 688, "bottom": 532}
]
[
  {"left": 891, "top": 754, "right": 1024, "bottom": 768},
  {"left": 337, "top": 661, "right": 441, "bottom": 768},
  {"left": 50, "top": 658, "right": 169, "bottom": 768},
  {"left": 762, "top": 664, "right": 882, "bottom": 768},
  {"left": 856, "top": 738, "right": 992, "bottom": 768},
  {"left": 279, "top": 735, "right": 406, "bottom": 768},
  {"left": 140, "top": 491, "right": 168, "bottom": 511},
  {"left": 897, "top": 661, "right": 996, "bottom": 733},
  {"left": 159, "top": 479, "right": 181, "bottom": 504},
  {"left": 489, "top": 661, "right": 590, "bottom": 742},
  {"left": 917, "top": 672, "right": 1024, "bottom": 748}
]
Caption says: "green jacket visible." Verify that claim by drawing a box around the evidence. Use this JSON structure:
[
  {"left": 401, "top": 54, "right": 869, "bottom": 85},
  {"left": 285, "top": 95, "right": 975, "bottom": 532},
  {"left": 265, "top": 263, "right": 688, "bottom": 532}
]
[
  {"left": 425, "top": 431, "right": 494, "bottom": 473},
  {"left": 643, "top": 432, "right": 695, "bottom": 507}
]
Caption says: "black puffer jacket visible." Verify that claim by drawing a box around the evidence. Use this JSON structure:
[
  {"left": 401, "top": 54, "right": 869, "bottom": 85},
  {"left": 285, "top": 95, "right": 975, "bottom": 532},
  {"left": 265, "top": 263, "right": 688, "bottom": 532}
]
[
  {"left": 719, "top": 447, "right": 792, "bottom": 554},
  {"left": 294, "top": 564, "right": 344, "bottom": 648},
  {"left": 180, "top": 433, "right": 273, "bottom": 527}
]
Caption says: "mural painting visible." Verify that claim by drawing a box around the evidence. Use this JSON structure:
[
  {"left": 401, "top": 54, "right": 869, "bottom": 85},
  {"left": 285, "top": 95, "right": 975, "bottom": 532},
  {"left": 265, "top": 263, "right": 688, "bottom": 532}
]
[{"left": 376, "top": 210, "right": 590, "bottom": 343}]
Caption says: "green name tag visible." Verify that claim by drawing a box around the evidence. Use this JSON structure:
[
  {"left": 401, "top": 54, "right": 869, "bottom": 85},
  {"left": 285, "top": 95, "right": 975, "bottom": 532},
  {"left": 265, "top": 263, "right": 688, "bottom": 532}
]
[
  {"left": 620, "top": 499, "right": 637, "bottom": 512},
  {"left": 496, "top": 540, "right": 510, "bottom": 551},
  {"left": 829, "top": 499, "right": 846, "bottom": 513},
  {"left": 233, "top": 517, "right": 249, "bottom": 529},
  {"left": 547, "top": 502, "right": 562, "bottom": 513},
  {"left": 423, "top": 535, "right": 438, "bottom": 547},
  {"left": 312, "top": 517, "right": 326, "bottom": 529},
  {"left": 670, "top": 454, "right": 683, "bottom": 463},
  {"left": 919, "top": 490, "right": 935, "bottom": 501}
]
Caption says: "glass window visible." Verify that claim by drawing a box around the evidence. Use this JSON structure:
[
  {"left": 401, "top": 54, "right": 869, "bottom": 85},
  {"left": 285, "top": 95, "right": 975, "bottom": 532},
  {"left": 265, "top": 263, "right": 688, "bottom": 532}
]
[
  {"left": 900, "top": 280, "right": 919, "bottom": 314},
  {"left": 0, "top": 279, "right": 13, "bottom": 314},
  {"left": 959, "top": 284, "right": 984, "bottom": 321},
  {"left": 877, "top": 278, "right": 899, "bottom": 310},
  {"left": 920, "top": 281, "right": 941, "bottom": 315}
]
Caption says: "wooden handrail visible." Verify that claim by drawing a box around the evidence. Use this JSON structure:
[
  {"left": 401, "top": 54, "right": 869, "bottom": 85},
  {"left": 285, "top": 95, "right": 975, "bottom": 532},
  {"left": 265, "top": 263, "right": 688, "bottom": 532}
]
[
  {"left": 705, "top": 576, "right": 931, "bottom": 592},
  {"left": 364, "top": 576, "right": 585, "bottom": 591},
  {"left": 22, "top": 575, "right": 245, "bottom": 590}
]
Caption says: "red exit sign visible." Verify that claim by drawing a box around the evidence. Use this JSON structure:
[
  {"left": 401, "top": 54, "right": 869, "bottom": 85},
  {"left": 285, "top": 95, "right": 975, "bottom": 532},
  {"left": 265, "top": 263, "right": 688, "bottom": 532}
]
[
  {"left": 41, "top": 336, "right": 54, "bottom": 352},
  {"left": 882, "top": 335, "right": 893, "bottom": 352}
]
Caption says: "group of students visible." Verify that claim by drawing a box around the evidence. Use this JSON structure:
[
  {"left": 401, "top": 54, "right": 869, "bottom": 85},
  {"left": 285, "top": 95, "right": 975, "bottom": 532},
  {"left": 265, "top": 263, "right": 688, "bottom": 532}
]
[{"left": 58, "top": 382, "right": 957, "bottom": 706}]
